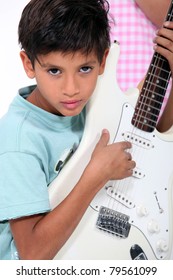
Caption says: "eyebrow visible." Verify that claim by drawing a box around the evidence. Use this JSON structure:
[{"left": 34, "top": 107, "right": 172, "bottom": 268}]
[{"left": 39, "top": 60, "right": 97, "bottom": 69}]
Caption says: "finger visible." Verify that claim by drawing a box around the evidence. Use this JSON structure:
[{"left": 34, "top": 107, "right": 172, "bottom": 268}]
[
  {"left": 163, "top": 21, "right": 173, "bottom": 29},
  {"left": 154, "top": 35, "right": 173, "bottom": 51},
  {"left": 128, "top": 160, "right": 136, "bottom": 169},
  {"left": 125, "top": 141, "right": 132, "bottom": 150},
  {"left": 125, "top": 162, "right": 136, "bottom": 177},
  {"left": 154, "top": 43, "right": 173, "bottom": 63},
  {"left": 123, "top": 141, "right": 132, "bottom": 150},
  {"left": 125, "top": 152, "right": 132, "bottom": 161},
  {"left": 156, "top": 27, "right": 173, "bottom": 40},
  {"left": 97, "top": 129, "right": 110, "bottom": 147},
  {"left": 127, "top": 169, "right": 134, "bottom": 177}
]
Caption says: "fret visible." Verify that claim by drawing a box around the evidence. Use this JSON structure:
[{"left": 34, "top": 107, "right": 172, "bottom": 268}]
[
  {"left": 133, "top": 115, "right": 157, "bottom": 126},
  {"left": 133, "top": 114, "right": 157, "bottom": 128},
  {"left": 133, "top": 108, "right": 158, "bottom": 125},
  {"left": 150, "top": 58, "right": 170, "bottom": 73},
  {"left": 152, "top": 52, "right": 169, "bottom": 61},
  {"left": 131, "top": 118, "right": 156, "bottom": 133},
  {"left": 137, "top": 101, "right": 161, "bottom": 113},
  {"left": 132, "top": 54, "right": 170, "bottom": 131},
  {"left": 165, "top": 1, "right": 173, "bottom": 21},
  {"left": 167, "top": 14, "right": 173, "bottom": 21},
  {"left": 134, "top": 98, "right": 163, "bottom": 127},
  {"left": 137, "top": 101, "right": 162, "bottom": 116},
  {"left": 142, "top": 88, "right": 167, "bottom": 99},
  {"left": 149, "top": 64, "right": 170, "bottom": 75},
  {"left": 134, "top": 107, "right": 160, "bottom": 119},
  {"left": 143, "top": 77, "right": 169, "bottom": 89},
  {"left": 147, "top": 72, "right": 169, "bottom": 82},
  {"left": 152, "top": 54, "right": 165, "bottom": 62},
  {"left": 169, "top": 14, "right": 173, "bottom": 21},
  {"left": 139, "top": 95, "right": 163, "bottom": 106},
  {"left": 131, "top": 1, "right": 173, "bottom": 132},
  {"left": 139, "top": 90, "right": 165, "bottom": 103},
  {"left": 149, "top": 65, "right": 170, "bottom": 78},
  {"left": 144, "top": 80, "right": 168, "bottom": 91},
  {"left": 132, "top": 116, "right": 157, "bottom": 128}
]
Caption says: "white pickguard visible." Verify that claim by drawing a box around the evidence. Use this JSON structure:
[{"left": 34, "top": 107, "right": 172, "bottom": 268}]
[{"left": 48, "top": 43, "right": 173, "bottom": 259}]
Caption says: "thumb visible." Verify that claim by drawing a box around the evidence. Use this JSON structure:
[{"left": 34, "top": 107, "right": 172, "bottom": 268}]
[{"left": 98, "top": 129, "right": 110, "bottom": 147}]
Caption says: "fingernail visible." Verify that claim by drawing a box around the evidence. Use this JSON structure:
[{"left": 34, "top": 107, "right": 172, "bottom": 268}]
[
  {"left": 102, "top": 129, "right": 109, "bottom": 134},
  {"left": 164, "top": 21, "right": 169, "bottom": 27}
]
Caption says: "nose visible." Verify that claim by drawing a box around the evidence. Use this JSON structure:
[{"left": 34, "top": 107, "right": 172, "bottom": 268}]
[{"left": 62, "top": 74, "right": 79, "bottom": 97}]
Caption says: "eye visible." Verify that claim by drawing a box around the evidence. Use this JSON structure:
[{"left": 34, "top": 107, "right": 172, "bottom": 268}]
[
  {"left": 48, "top": 68, "right": 61, "bottom": 75},
  {"left": 80, "top": 66, "right": 93, "bottom": 73}
]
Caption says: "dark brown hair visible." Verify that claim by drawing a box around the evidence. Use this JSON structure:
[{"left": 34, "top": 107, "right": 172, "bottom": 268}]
[{"left": 18, "top": 0, "right": 111, "bottom": 65}]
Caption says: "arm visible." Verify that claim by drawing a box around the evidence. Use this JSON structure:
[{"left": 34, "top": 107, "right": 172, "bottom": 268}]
[
  {"left": 10, "top": 131, "right": 135, "bottom": 260},
  {"left": 157, "top": 86, "right": 173, "bottom": 132},
  {"left": 135, "top": 0, "right": 170, "bottom": 27},
  {"left": 153, "top": 21, "right": 173, "bottom": 132}
]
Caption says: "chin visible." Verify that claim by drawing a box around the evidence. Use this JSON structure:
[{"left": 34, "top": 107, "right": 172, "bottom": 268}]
[
  {"left": 64, "top": 111, "right": 81, "bottom": 117},
  {"left": 62, "top": 107, "right": 84, "bottom": 117}
]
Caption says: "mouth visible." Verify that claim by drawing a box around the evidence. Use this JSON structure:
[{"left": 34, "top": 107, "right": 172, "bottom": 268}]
[{"left": 61, "top": 100, "right": 82, "bottom": 110}]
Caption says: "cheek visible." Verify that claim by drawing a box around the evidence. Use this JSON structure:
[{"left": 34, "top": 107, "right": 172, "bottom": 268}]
[
  {"left": 36, "top": 76, "right": 54, "bottom": 93},
  {"left": 88, "top": 76, "right": 99, "bottom": 93},
  {"left": 83, "top": 82, "right": 97, "bottom": 99}
]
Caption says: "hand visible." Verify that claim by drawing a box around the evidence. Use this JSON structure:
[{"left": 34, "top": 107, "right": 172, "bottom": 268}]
[
  {"left": 153, "top": 21, "right": 173, "bottom": 74},
  {"left": 89, "top": 129, "right": 136, "bottom": 184}
]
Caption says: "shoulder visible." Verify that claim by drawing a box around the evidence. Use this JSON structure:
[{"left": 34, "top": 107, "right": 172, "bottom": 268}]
[
  {"left": 0, "top": 101, "right": 29, "bottom": 152},
  {"left": 0, "top": 95, "right": 45, "bottom": 155}
]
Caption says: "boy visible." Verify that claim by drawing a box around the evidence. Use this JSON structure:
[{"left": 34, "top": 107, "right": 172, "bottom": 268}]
[{"left": 0, "top": 0, "right": 172, "bottom": 260}]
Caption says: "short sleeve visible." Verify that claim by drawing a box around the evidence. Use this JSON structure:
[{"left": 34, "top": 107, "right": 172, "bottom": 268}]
[{"left": 0, "top": 152, "right": 50, "bottom": 221}]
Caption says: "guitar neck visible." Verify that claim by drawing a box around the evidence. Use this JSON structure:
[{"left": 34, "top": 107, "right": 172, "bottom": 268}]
[{"left": 131, "top": 1, "right": 173, "bottom": 133}]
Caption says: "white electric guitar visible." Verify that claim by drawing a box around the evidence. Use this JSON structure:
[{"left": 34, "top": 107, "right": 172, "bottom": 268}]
[{"left": 49, "top": 3, "right": 173, "bottom": 260}]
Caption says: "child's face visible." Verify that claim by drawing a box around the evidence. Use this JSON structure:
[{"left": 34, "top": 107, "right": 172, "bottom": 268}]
[{"left": 20, "top": 50, "right": 108, "bottom": 116}]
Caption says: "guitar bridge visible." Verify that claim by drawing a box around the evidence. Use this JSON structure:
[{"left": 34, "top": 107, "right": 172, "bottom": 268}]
[{"left": 96, "top": 206, "right": 131, "bottom": 238}]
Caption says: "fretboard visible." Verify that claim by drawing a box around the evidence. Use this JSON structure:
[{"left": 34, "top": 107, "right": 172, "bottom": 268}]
[{"left": 131, "top": 1, "right": 173, "bottom": 133}]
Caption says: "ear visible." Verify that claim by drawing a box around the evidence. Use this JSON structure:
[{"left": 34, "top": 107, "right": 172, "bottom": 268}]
[
  {"left": 20, "top": 51, "right": 35, "bottom": 79},
  {"left": 99, "top": 48, "right": 109, "bottom": 75}
]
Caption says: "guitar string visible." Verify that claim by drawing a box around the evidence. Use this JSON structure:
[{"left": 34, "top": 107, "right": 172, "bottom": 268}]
[
  {"left": 109, "top": 56, "right": 169, "bottom": 228},
  {"left": 138, "top": 2, "right": 173, "bottom": 130},
  {"left": 123, "top": 37, "right": 171, "bottom": 216},
  {"left": 119, "top": 7, "right": 173, "bottom": 218},
  {"left": 105, "top": 6, "right": 173, "bottom": 231},
  {"left": 108, "top": 54, "right": 165, "bottom": 217}
]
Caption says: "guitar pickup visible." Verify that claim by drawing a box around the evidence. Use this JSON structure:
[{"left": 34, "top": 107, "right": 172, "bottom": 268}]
[
  {"left": 107, "top": 187, "right": 135, "bottom": 209},
  {"left": 123, "top": 132, "right": 153, "bottom": 149},
  {"left": 132, "top": 167, "right": 145, "bottom": 179}
]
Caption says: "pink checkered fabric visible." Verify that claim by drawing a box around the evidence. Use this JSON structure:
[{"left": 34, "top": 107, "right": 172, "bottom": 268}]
[{"left": 109, "top": 0, "right": 157, "bottom": 92}]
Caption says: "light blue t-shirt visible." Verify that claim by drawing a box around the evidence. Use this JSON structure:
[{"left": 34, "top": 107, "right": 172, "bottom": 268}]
[{"left": 0, "top": 85, "right": 85, "bottom": 259}]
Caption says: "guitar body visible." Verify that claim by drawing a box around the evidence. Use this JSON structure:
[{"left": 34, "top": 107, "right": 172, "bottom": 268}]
[{"left": 49, "top": 43, "right": 173, "bottom": 260}]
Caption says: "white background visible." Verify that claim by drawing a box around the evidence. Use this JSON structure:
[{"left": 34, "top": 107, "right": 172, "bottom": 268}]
[
  {"left": 0, "top": 0, "right": 32, "bottom": 118},
  {"left": 0, "top": 0, "right": 173, "bottom": 263}
]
